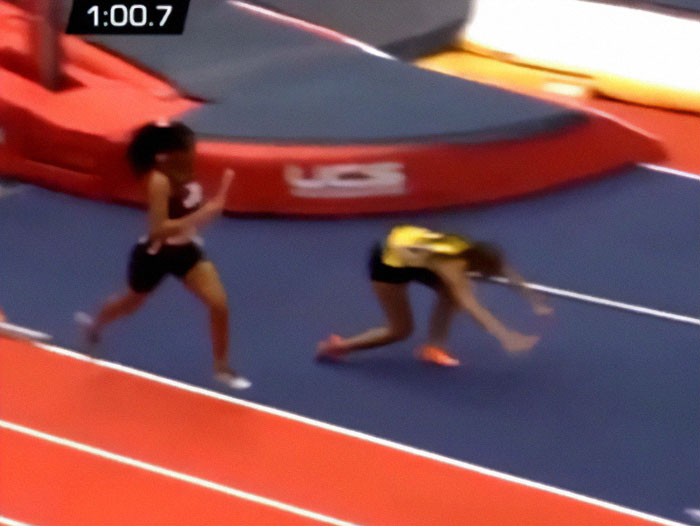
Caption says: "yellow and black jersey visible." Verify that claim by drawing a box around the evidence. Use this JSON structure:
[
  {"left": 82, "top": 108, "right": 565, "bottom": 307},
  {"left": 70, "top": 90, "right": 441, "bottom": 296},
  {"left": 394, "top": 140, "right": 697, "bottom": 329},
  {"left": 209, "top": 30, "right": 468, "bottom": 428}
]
[
  {"left": 381, "top": 225, "right": 471, "bottom": 268},
  {"left": 369, "top": 225, "right": 472, "bottom": 287}
]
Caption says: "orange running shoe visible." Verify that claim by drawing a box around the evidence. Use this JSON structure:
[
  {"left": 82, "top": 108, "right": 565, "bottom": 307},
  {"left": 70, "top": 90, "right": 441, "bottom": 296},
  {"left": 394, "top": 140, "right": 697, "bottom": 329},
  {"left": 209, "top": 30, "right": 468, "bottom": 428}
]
[
  {"left": 416, "top": 345, "right": 460, "bottom": 367},
  {"left": 316, "top": 334, "right": 348, "bottom": 362}
]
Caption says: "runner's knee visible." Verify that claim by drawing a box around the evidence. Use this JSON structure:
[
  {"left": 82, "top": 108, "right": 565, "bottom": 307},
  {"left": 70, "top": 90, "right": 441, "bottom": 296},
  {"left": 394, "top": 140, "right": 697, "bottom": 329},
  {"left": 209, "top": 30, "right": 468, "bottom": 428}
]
[{"left": 206, "top": 290, "right": 228, "bottom": 315}]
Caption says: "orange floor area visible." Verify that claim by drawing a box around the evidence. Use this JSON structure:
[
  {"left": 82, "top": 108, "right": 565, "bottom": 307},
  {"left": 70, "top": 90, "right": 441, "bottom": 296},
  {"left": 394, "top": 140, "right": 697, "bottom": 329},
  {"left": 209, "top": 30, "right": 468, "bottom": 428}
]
[
  {"left": 0, "top": 338, "right": 666, "bottom": 525},
  {"left": 1, "top": 428, "right": 309, "bottom": 526},
  {"left": 418, "top": 51, "right": 700, "bottom": 175}
]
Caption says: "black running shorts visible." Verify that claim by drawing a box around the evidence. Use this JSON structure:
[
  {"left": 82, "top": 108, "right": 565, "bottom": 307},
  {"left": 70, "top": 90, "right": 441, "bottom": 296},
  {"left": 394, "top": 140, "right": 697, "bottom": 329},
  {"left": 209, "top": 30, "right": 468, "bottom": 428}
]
[
  {"left": 368, "top": 243, "right": 440, "bottom": 288},
  {"left": 128, "top": 241, "right": 204, "bottom": 293}
]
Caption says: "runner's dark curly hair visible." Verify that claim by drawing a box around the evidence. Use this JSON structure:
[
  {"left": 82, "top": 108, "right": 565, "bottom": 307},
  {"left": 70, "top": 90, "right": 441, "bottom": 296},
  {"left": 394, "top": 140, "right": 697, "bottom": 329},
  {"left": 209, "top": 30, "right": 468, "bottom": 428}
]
[{"left": 126, "top": 121, "right": 194, "bottom": 177}]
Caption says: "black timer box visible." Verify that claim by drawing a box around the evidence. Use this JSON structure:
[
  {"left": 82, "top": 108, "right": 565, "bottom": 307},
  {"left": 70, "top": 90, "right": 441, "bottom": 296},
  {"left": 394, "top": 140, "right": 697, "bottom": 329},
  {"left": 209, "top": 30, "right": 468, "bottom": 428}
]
[{"left": 66, "top": 0, "right": 190, "bottom": 34}]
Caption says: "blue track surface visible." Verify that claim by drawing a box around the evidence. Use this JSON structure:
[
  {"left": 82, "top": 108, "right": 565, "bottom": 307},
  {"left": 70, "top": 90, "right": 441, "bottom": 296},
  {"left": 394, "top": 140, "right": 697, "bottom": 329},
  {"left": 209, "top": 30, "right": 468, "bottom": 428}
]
[{"left": 1, "top": 166, "right": 698, "bottom": 522}]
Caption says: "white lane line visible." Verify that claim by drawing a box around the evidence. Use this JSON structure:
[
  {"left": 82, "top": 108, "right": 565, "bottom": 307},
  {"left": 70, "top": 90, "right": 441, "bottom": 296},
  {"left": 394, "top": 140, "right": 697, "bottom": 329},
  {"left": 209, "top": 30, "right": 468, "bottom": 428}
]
[
  {"left": 0, "top": 420, "right": 357, "bottom": 526},
  {"left": 0, "top": 183, "right": 26, "bottom": 199},
  {"left": 476, "top": 275, "right": 700, "bottom": 326},
  {"left": 640, "top": 163, "right": 700, "bottom": 182},
  {"left": 19, "top": 341, "right": 687, "bottom": 526},
  {"left": 0, "top": 321, "right": 52, "bottom": 342},
  {"left": 0, "top": 517, "right": 33, "bottom": 526}
]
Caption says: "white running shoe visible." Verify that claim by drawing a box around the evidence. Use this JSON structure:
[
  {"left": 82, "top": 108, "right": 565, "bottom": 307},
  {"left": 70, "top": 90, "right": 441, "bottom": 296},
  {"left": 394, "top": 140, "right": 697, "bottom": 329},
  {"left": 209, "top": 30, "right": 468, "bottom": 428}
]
[
  {"left": 74, "top": 311, "right": 94, "bottom": 327},
  {"left": 686, "top": 509, "right": 700, "bottom": 523},
  {"left": 74, "top": 311, "right": 100, "bottom": 357},
  {"left": 214, "top": 371, "right": 252, "bottom": 390}
]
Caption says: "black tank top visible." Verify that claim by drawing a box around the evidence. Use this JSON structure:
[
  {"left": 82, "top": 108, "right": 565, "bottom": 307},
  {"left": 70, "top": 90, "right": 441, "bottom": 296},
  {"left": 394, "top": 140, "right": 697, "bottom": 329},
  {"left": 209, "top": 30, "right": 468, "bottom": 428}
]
[{"left": 168, "top": 181, "right": 203, "bottom": 219}]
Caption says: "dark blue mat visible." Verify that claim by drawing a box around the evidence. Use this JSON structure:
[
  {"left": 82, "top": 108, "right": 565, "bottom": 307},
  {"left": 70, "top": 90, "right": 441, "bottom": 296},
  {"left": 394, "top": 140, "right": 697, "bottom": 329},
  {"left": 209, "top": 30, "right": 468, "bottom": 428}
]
[
  {"left": 591, "top": 0, "right": 700, "bottom": 16},
  {"left": 650, "top": 0, "right": 700, "bottom": 13},
  {"left": 251, "top": 0, "right": 470, "bottom": 59},
  {"left": 1, "top": 166, "right": 697, "bottom": 522},
  {"left": 63, "top": 0, "right": 582, "bottom": 143}
]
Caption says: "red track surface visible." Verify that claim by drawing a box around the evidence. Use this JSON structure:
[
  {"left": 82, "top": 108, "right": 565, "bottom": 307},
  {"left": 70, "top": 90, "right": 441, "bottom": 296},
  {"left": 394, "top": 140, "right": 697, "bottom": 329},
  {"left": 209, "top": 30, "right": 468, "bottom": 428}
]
[
  {"left": 0, "top": 338, "right": 670, "bottom": 525},
  {"left": 2, "top": 429, "right": 310, "bottom": 525}
]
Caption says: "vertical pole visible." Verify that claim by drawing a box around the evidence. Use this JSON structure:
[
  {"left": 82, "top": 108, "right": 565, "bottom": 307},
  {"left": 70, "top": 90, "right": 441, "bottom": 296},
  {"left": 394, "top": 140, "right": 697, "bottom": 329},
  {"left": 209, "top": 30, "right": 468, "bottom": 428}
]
[{"left": 32, "top": 0, "right": 62, "bottom": 90}]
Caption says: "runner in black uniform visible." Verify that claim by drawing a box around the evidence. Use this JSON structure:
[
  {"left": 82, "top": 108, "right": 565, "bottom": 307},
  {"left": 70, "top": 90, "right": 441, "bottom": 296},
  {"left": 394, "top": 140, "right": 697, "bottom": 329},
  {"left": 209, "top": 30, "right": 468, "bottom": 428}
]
[
  {"left": 78, "top": 122, "right": 250, "bottom": 389},
  {"left": 317, "top": 225, "right": 552, "bottom": 366}
]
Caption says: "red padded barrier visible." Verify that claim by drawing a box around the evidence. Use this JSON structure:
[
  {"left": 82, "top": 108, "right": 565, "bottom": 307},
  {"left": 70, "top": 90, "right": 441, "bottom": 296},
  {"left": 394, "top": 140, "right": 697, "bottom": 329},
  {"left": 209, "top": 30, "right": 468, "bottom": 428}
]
[{"left": 0, "top": 1, "right": 666, "bottom": 215}]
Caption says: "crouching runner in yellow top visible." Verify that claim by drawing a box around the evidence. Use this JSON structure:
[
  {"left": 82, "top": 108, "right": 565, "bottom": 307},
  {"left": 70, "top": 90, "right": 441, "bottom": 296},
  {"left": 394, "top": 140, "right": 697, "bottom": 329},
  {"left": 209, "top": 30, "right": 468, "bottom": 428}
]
[{"left": 317, "top": 225, "right": 553, "bottom": 366}]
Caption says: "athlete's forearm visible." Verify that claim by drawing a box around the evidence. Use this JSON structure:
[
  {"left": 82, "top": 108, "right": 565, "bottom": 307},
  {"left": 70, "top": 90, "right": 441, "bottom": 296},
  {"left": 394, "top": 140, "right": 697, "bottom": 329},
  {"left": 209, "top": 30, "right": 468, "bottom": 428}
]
[
  {"left": 503, "top": 266, "right": 546, "bottom": 309},
  {"left": 458, "top": 295, "right": 511, "bottom": 340}
]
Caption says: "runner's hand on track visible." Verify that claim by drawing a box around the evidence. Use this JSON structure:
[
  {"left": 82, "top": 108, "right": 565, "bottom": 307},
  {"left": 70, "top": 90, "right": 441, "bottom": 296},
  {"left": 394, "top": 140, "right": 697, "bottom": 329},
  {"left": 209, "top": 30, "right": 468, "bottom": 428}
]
[
  {"left": 502, "top": 331, "right": 539, "bottom": 353},
  {"left": 533, "top": 304, "right": 554, "bottom": 316}
]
